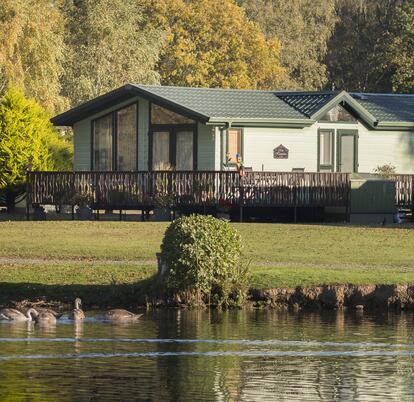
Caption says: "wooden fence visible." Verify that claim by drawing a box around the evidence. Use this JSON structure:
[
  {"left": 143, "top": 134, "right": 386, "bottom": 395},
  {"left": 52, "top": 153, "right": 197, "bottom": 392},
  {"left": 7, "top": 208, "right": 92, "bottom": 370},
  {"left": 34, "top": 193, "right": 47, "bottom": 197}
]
[{"left": 27, "top": 171, "right": 352, "bottom": 210}]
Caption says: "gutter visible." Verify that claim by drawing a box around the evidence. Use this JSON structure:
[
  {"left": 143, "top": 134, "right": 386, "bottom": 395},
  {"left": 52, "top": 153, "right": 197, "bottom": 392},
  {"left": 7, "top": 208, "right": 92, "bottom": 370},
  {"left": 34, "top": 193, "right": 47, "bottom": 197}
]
[{"left": 206, "top": 117, "right": 315, "bottom": 128}]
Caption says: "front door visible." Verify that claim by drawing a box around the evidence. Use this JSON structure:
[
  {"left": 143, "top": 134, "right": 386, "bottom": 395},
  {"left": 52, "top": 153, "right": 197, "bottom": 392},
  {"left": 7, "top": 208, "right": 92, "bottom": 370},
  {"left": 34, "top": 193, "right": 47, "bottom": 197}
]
[{"left": 337, "top": 130, "right": 358, "bottom": 172}]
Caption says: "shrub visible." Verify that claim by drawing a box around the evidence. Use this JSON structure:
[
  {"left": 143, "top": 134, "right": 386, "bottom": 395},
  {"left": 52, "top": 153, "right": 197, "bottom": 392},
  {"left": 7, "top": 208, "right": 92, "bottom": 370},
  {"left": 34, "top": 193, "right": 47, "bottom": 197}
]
[
  {"left": 160, "top": 215, "right": 249, "bottom": 307},
  {"left": 374, "top": 164, "right": 396, "bottom": 178}
]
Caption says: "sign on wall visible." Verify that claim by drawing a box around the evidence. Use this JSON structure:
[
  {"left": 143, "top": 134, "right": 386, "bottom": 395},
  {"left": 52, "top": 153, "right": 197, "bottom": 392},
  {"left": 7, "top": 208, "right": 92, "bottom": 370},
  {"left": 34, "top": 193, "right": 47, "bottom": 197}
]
[{"left": 273, "top": 144, "right": 289, "bottom": 159}]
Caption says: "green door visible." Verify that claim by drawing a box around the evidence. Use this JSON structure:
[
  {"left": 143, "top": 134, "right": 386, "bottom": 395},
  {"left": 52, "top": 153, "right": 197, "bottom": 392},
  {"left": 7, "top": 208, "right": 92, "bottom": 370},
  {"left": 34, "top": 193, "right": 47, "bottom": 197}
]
[{"left": 337, "top": 130, "right": 358, "bottom": 172}]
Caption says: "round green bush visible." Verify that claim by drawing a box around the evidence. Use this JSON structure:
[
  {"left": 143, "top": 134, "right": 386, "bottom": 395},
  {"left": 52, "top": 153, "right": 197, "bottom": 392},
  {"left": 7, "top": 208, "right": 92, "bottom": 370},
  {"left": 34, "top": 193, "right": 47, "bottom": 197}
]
[{"left": 160, "top": 214, "right": 249, "bottom": 307}]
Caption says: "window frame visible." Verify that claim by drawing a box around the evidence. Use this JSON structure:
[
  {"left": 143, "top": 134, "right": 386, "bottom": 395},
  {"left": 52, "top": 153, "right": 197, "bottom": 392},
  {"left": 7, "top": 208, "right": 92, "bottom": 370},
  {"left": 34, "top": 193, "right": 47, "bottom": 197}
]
[
  {"left": 317, "top": 128, "right": 335, "bottom": 172},
  {"left": 91, "top": 101, "right": 139, "bottom": 171}
]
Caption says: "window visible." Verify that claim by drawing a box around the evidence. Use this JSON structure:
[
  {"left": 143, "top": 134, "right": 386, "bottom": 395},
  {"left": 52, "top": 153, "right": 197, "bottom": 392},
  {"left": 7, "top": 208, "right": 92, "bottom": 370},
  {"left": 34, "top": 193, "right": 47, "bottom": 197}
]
[
  {"left": 117, "top": 104, "right": 137, "bottom": 170},
  {"left": 93, "top": 114, "right": 113, "bottom": 171},
  {"left": 176, "top": 131, "right": 194, "bottom": 170},
  {"left": 151, "top": 104, "right": 195, "bottom": 125},
  {"left": 320, "top": 104, "right": 357, "bottom": 122},
  {"left": 318, "top": 129, "right": 334, "bottom": 172},
  {"left": 152, "top": 131, "right": 171, "bottom": 170},
  {"left": 227, "top": 129, "right": 242, "bottom": 164},
  {"left": 92, "top": 103, "right": 138, "bottom": 171}
]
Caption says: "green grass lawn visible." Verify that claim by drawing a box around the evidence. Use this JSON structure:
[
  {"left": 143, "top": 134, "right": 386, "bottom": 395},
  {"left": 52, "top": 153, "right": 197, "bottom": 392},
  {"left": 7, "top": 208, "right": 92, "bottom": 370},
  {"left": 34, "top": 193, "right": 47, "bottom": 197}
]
[{"left": 0, "top": 221, "right": 414, "bottom": 303}]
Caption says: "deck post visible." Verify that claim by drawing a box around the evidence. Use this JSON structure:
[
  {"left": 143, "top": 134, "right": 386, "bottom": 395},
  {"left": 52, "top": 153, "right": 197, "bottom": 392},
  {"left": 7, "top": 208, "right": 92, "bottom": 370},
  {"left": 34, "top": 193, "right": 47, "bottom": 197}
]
[
  {"left": 25, "top": 171, "right": 30, "bottom": 221},
  {"left": 239, "top": 176, "right": 244, "bottom": 223}
]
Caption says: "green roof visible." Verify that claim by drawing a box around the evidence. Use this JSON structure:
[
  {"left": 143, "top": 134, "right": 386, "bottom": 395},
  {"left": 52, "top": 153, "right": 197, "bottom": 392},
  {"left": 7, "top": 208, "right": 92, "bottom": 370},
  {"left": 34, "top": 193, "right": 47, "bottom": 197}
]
[
  {"left": 134, "top": 85, "right": 305, "bottom": 120},
  {"left": 350, "top": 93, "right": 414, "bottom": 122},
  {"left": 51, "top": 84, "right": 414, "bottom": 129},
  {"left": 277, "top": 92, "right": 336, "bottom": 117}
]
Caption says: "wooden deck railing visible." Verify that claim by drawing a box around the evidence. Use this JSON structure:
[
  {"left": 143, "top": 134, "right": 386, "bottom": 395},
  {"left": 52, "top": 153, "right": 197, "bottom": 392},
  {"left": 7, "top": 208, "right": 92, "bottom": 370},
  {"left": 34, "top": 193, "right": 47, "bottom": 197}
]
[
  {"left": 27, "top": 171, "right": 414, "bottom": 213},
  {"left": 27, "top": 171, "right": 352, "bottom": 209}
]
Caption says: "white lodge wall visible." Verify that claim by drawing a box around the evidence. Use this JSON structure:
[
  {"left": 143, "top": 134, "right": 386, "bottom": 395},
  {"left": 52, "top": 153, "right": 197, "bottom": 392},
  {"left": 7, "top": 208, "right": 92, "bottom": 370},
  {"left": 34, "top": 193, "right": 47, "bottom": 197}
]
[
  {"left": 241, "top": 123, "right": 414, "bottom": 174},
  {"left": 242, "top": 126, "right": 317, "bottom": 172},
  {"left": 358, "top": 125, "right": 414, "bottom": 174}
]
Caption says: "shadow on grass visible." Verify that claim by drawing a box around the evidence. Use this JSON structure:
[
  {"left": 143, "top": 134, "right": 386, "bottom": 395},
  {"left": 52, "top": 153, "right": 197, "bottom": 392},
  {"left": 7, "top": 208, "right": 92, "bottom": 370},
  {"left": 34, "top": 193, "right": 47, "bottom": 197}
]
[{"left": 0, "top": 276, "right": 159, "bottom": 308}]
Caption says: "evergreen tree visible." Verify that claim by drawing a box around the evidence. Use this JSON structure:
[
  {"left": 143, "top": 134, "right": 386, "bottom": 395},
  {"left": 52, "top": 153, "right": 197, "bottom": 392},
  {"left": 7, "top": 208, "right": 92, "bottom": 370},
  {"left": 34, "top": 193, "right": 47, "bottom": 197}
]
[
  {"left": 0, "top": 87, "right": 71, "bottom": 209},
  {"left": 384, "top": 1, "right": 414, "bottom": 93},
  {"left": 326, "top": 0, "right": 400, "bottom": 92}
]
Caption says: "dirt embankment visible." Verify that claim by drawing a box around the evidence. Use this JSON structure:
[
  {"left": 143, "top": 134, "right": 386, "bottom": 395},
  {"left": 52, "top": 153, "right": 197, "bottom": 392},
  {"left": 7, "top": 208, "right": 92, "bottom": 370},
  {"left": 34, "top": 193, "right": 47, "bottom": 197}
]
[{"left": 251, "top": 284, "right": 414, "bottom": 310}]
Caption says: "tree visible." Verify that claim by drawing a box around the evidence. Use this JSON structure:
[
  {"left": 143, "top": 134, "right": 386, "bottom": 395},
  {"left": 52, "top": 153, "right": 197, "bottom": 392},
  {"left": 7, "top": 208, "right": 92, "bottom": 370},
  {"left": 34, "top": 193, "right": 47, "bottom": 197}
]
[
  {"left": 239, "top": 0, "right": 337, "bottom": 90},
  {"left": 326, "top": 0, "right": 401, "bottom": 92},
  {"left": 0, "top": 0, "right": 67, "bottom": 112},
  {"left": 60, "top": 0, "right": 164, "bottom": 107},
  {"left": 0, "top": 87, "right": 71, "bottom": 210},
  {"left": 139, "top": 0, "right": 288, "bottom": 89},
  {"left": 384, "top": 2, "right": 414, "bottom": 93}
]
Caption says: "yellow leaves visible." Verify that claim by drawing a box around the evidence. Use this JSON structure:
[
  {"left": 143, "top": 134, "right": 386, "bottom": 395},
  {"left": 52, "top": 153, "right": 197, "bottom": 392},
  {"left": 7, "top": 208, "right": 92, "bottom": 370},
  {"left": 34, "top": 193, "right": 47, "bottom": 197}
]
[{"left": 141, "top": 0, "right": 288, "bottom": 89}]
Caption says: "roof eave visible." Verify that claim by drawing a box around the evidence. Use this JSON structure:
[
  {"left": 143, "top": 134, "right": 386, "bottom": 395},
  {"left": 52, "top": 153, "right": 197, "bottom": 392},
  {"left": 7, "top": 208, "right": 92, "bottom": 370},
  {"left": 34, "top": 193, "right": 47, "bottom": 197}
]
[
  {"left": 375, "top": 121, "right": 414, "bottom": 130},
  {"left": 51, "top": 84, "right": 210, "bottom": 126}
]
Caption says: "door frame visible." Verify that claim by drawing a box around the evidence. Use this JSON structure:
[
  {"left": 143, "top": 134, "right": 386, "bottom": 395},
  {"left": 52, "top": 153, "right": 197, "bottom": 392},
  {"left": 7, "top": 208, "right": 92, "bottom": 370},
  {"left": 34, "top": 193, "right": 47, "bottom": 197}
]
[
  {"left": 148, "top": 124, "right": 198, "bottom": 170},
  {"left": 336, "top": 129, "right": 358, "bottom": 172}
]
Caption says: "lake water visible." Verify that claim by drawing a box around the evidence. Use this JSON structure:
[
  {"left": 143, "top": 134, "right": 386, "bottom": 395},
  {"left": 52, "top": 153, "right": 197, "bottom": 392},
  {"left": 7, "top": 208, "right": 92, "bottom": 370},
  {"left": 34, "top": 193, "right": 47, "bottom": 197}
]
[{"left": 0, "top": 309, "right": 414, "bottom": 401}]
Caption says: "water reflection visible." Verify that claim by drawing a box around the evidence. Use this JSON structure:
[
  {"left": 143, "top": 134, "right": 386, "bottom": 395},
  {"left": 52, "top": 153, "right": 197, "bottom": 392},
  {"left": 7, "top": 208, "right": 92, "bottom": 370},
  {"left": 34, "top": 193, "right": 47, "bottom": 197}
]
[{"left": 0, "top": 310, "right": 413, "bottom": 401}]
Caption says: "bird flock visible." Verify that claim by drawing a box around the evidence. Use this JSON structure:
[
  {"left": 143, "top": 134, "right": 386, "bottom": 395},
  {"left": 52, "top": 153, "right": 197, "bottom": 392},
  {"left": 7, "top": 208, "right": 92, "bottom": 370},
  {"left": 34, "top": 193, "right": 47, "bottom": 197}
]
[{"left": 0, "top": 298, "right": 143, "bottom": 325}]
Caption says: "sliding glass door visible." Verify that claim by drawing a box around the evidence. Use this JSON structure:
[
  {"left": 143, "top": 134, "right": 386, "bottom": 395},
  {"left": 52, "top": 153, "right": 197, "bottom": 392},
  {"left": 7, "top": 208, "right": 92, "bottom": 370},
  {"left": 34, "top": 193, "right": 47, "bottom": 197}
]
[{"left": 151, "top": 127, "right": 195, "bottom": 171}]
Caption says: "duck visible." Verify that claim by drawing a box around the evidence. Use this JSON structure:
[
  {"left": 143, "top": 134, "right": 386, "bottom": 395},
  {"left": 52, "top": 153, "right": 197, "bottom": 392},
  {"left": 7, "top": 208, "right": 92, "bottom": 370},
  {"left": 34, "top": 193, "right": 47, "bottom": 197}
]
[
  {"left": 0, "top": 308, "right": 37, "bottom": 322},
  {"left": 69, "top": 298, "right": 85, "bottom": 320},
  {"left": 104, "top": 309, "right": 142, "bottom": 322}
]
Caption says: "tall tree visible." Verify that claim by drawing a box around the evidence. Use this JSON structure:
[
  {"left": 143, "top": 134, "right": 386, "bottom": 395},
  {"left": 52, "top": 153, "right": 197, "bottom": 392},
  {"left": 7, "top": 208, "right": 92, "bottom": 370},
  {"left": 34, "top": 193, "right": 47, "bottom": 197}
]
[
  {"left": 384, "top": 1, "right": 414, "bottom": 93},
  {"left": 0, "top": 0, "right": 67, "bottom": 112},
  {"left": 326, "top": 0, "right": 401, "bottom": 92},
  {"left": 140, "top": 0, "right": 288, "bottom": 89},
  {"left": 61, "top": 0, "right": 164, "bottom": 107},
  {"left": 239, "top": 0, "right": 337, "bottom": 90}
]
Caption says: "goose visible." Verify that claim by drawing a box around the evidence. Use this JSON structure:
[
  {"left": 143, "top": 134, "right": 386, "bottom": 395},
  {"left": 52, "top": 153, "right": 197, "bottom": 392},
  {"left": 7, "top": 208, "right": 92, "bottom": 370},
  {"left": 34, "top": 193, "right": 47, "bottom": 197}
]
[
  {"left": 69, "top": 298, "right": 85, "bottom": 320},
  {"left": 0, "top": 308, "right": 38, "bottom": 322},
  {"left": 33, "top": 310, "right": 57, "bottom": 325},
  {"left": 104, "top": 309, "right": 142, "bottom": 322},
  {"left": 35, "top": 307, "right": 63, "bottom": 320}
]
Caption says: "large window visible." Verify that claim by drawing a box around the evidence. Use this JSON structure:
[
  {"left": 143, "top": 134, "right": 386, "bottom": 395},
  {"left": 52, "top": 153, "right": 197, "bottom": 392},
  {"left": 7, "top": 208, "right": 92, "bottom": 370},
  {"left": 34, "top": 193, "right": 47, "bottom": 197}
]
[
  {"left": 318, "top": 129, "right": 334, "bottom": 172},
  {"left": 226, "top": 129, "right": 242, "bottom": 164},
  {"left": 93, "top": 114, "right": 113, "bottom": 171},
  {"left": 92, "top": 103, "right": 138, "bottom": 171},
  {"left": 117, "top": 104, "right": 137, "bottom": 170}
]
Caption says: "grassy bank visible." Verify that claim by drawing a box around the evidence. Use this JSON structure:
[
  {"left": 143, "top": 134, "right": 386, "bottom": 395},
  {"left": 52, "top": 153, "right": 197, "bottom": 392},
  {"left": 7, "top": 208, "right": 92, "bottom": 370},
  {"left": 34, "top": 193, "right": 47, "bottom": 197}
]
[{"left": 0, "top": 221, "right": 413, "bottom": 305}]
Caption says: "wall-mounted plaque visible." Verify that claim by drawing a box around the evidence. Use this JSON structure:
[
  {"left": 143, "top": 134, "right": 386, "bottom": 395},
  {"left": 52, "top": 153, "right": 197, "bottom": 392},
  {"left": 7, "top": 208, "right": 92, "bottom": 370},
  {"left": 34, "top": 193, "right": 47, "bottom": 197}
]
[{"left": 274, "top": 144, "right": 289, "bottom": 159}]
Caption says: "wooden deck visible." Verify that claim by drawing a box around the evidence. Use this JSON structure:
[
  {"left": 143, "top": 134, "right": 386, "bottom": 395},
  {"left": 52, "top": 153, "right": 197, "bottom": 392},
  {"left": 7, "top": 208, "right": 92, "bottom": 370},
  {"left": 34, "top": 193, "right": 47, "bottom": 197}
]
[{"left": 27, "top": 171, "right": 352, "bottom": 211}]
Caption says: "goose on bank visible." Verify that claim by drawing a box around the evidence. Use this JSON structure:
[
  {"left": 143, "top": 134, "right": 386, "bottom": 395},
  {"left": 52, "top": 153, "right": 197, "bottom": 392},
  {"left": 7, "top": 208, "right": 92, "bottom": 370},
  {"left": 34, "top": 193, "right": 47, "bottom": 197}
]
[
  {"left": 69, "top": 298, "right": 85, "bottom": 320},
  {"left": 104, "top": 309, "right": 142, "bottom": 322},
  {"left": 0, "top": 308, "right": 38, "bottom": 322}
]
